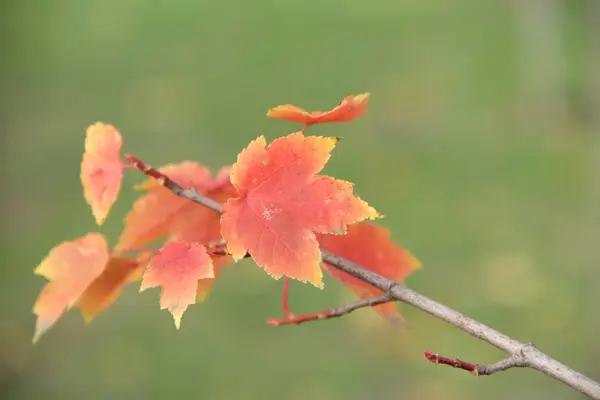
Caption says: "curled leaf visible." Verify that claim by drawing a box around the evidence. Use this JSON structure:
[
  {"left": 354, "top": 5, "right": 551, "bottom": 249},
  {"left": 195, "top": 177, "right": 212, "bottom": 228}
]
[
  {"left": 267, "top": 93, "right": 371, "bottom": 125},
  {"left": 81, "top": 122, "right": 125, "bottom": 225},
  {"left": 317, "top": 222, "right": 421, "bottom": 321},
  {"left": 141, "top": 240, "right": 214, "bottom": 329},
  {"left": 77, "top": 257, "right": 145, "bottom": 323},
  {"left": 32, "top": 233, "right": 110, "bottom": 343},
  {"left": 221, "top": 132, "right": 379, "bottom": 288}
]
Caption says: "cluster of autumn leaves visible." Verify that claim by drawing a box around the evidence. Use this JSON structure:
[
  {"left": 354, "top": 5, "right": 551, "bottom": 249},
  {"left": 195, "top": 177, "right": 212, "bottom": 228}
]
[{"left": 32, "top": 93, "right": 421, "bottom": 343}]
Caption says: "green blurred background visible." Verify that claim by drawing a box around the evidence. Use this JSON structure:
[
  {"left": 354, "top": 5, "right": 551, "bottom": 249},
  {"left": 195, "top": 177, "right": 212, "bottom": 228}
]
[{"left": 1, "top": 0, "right": 599, "bottom": 399}]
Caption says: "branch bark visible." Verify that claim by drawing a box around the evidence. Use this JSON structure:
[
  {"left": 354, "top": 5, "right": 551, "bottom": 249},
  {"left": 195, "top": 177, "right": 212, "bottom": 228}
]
[{"left": 126, "top": 154, "right": 600, "bottom": 399}]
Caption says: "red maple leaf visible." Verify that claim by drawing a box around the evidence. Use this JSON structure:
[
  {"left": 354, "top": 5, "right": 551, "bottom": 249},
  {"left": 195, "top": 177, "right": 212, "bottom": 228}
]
[
  {"left": 32, "top": 233, "right": 110, "bottom": 343},
  {"left": 81, "top": 122, "right": 125, "bottom": 225},
  {"left": 221, "top": 131, "right": 380, "bottom": 288},
  {"left": 140, "top": 240, "right": 214, "bottom": 328},
  {"left": 267, "top": 93, "right": 371, "bottom": 125},
  {"left": 317, "top": 222, "right": 422, "bottom": 320}
]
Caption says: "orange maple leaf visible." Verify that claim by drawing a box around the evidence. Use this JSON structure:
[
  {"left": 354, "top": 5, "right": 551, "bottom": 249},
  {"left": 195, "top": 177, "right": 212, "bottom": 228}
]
[
  {"left": 221, "top": 132, "right": 380, "bottom": 288},
  {"left": 32, "top": 233, "right": 110, "bottom": 343},
  {"left": 116, "top": 163, "right": 234, "bottom": 303},
  {"left": 140, "top": 240, "right": 214, "bottom": 328},
  {"left": 116, "top": 162, "right": 234, "bottom": 251},
  {"left": 117, "top": 162, "right": 234, "bottom": 304},
  {"left": 81, "top": 122, "right": 125, "bottom": 225},
  {"left": 267, "top": 93, "right": 371, "bottom": 125},
  {"left": 317, "top": 222, "right": 422, "bottom": 320},
  {"left": 77, "top": 256, "right": 145, "bottom": 323}
]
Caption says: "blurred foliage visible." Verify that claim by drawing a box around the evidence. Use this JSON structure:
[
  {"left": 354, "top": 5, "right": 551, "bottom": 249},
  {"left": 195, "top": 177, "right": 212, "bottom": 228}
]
[{"left": 1, "top": 0, "right": 598, "bottom": 399}]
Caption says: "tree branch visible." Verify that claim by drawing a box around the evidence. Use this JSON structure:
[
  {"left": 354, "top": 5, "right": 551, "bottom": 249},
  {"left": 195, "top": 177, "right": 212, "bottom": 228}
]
[
  {"left": 126, "top": 154, "right": 600, "bottom": 399},
  {"left": 125, "top": 154, "right": 224, "bottom": 211}
]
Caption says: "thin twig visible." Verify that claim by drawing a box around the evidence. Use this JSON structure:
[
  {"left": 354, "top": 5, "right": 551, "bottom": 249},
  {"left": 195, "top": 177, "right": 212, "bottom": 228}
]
[
  {"left": 127, "top": 154, "right": 600, "bottom": 399},
  {"left": 125, "top": 154, "right": 224, "bottom": 211},
  {"left": 424, "top": 351, "right": 527, "bottom": 376},
  {"left": 267, "top": 294, "right": 393, "bottom": 326}
]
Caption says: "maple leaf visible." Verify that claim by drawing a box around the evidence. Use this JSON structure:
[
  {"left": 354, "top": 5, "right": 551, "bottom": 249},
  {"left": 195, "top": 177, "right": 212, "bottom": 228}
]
[
  {"left": 116, "top": 163, "right": 234, "bottom": 251},
  {"left": 32, "top": 233, "right": 110, "bottom": 343},
  {"left": 117, "top": 163, "right": 235, "bottom": 304},
  {"left": 169, "top": 197, "right": 234, "bottom": 303},
  {"left": 81, "top": 122, "right": 125, "bottom": 225},
  {"left": 77, "top": 256, "right": 145, "bottom": 323},
  {"left": 140, "top": 240, "right": 214, "bottom": 328},
  {"left": 267, "top": 93, "right": 371, "bottom": 125},
  {"left": 316, "top": 222, "right": 422, "bottom": 320},
  {"left": 221, "top": 132, "right": 380, "bottom": 288}
]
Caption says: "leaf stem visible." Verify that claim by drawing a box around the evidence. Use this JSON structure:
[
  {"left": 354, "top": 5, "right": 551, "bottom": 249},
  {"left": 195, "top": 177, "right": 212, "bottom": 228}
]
[
  {"left": 281, "top": 278, "right": 294, "bottom": 318},
  {"left": 300, "top": 123, "right": 310, "bottom": 133}
]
